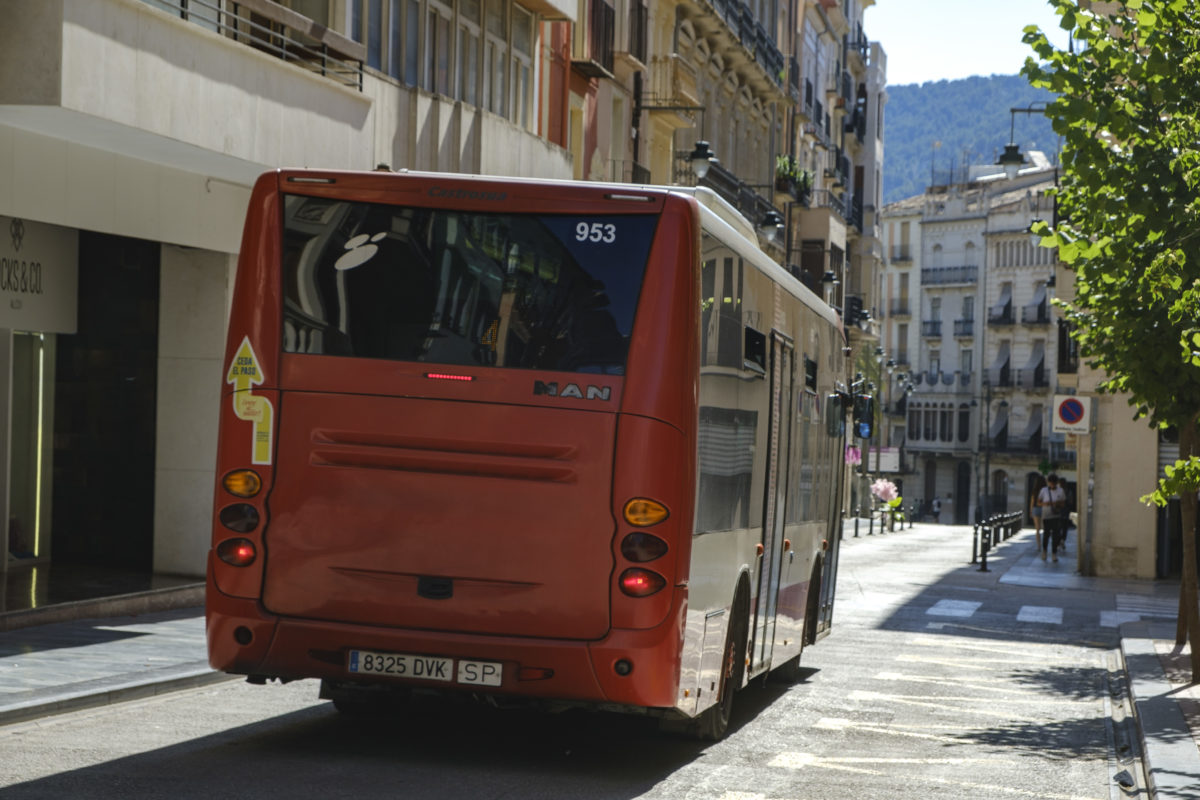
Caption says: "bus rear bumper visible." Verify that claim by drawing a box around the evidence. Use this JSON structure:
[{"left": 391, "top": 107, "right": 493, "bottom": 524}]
[{"left": 206, "top": 585, "right": 687, "bottom": 710}]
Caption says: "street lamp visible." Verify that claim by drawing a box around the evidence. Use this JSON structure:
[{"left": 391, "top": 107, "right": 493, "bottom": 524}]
[
  {"left": 996, "top": 102, "right": 1051, "bottom": 179},
  {"left": 758, "top": 210, "right": 785, "bottom": 244},
  {"left": 689, "top": 141, "right": 716, "bottom": 179}
]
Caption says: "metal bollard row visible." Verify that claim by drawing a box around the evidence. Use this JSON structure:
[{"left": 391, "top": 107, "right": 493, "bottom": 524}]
[{"left": 972, "top": 511, "right": 1024, "bottom": 572}]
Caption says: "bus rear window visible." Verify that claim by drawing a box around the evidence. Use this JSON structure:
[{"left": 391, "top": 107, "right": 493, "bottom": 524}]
[{"left": 280, "top": 196, "right": 657, "bottom": 374}]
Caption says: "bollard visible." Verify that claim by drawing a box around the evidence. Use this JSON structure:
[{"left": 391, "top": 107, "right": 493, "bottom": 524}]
[
  {"left": 978, "top": 521, "right": 992, "bottom": 572},
  {"left": 971, "top": 523, "right": 979, "bottom": 564}
]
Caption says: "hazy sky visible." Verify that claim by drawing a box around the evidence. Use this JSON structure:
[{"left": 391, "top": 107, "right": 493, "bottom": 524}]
[{"left": 864, "top": 0, "right": 1073, "bottom": 86}]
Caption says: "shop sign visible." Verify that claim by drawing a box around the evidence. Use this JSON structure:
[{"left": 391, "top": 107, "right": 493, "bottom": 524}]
[{"left": 0, "top": 216, "right": 79, "bottom": 333}]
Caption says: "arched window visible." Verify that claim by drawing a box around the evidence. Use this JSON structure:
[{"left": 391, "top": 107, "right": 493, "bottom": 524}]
[{"left": 958, "top": 403, "right": 971, "bottom": 442}]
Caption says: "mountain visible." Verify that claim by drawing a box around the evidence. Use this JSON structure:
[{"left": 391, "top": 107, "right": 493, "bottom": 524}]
[{"left": 882, "top": 74, "right": 1058, "bottom": 205}]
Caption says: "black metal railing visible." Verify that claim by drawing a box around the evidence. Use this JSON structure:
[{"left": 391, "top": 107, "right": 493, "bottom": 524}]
[
  {"left": 988, "top": 303, "right": 1014, "bottom": 325},
  {"left": 890, "top": 245, "right": 912, "bottom": 262},
  {"left": 921, "top": 320, "right": 942, "bottom": 337},
  {"left": 1022, "top": 302, "right": 1050, "bottom": 324},
  {"left": 142, "top": 0, "right": 365, "bottom": 89},
  {"left": 953, "top": 318, "right": 974, "bottom": 337},
  {"left": 889, "top": 299, "right": 911, "bottom": 316},
  {"left": 921, "top": 266, "right": 978, "bottom": 285}
]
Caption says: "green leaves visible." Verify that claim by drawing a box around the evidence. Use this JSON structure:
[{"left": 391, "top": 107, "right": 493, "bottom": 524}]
[{"left": 1024, "top": 0, "right": 1200, "bottom": 442}]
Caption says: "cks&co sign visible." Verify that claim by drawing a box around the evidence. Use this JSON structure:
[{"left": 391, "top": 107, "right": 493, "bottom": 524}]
[{"left": 0, "top": 216, "right": 78, "bottom": 333}]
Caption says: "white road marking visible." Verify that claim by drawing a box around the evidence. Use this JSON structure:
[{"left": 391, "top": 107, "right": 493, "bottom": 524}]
[
  {"left": 1017, "top": 605, "right": 1063, "bottom": 624},
  {"left": 768, "top": 751, "right": 1106, "bottom": 800},
  {"left": 1100, "top": 610, "right": 1142, "bottom": 628},
  {"left": 926, "top": 599, "right": 982, "bottom": 617}
]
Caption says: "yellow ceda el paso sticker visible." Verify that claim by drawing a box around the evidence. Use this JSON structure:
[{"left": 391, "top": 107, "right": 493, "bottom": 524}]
[{"left": 226, "top": 336, "right": 274, "bottom": 465}]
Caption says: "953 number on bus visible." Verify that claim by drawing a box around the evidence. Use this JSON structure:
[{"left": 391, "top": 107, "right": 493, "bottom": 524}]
[{"left": 347, "top": 649, "right": 502, "bottom": 687}]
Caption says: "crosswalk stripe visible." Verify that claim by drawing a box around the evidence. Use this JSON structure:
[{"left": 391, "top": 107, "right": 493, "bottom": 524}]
[
  {"left": 1017, "top": 605, "right": 1063, "bottom": 624},
  {"left": 926, "top": 599, "right": 982, "bottom": 617}
]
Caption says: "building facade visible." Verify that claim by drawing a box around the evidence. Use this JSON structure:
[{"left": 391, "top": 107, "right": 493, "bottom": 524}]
[
  {"left": 881, "top": 157, "right": 1069, "bottom": 527},
  {"left": 1, "top": 0, "right": 886, "bottom": 602}
]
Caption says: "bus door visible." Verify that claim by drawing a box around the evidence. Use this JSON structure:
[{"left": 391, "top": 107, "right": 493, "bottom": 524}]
[
  {"left": 752, "top": 331, "right": 795, "bottom": 670},
  {"left": 815, "top": 385, "right": 846, "bottom": 640}
]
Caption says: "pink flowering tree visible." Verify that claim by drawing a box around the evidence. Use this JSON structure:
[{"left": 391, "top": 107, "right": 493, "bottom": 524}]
[{"left": 870, "top": 478, "right": 904, "bottom": 528}]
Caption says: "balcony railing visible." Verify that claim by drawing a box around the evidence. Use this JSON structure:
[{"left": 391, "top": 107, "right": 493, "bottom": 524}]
[
  {"left": 987, "top": 365, "right": 1012, "bottom": 387},
  {"left": 890, "top": 245, "right": 912, "bottom": 262},
  {"left": 921, "top": 320, "right": 942, "bottom": 337},
  {"left": 953, "top": 318, "right": 974, "bottom": 337},
  {"left": 1022, "top": 302, "right": 1051, "bottom": 325},
  {"left": 1015, "top": 365, "right": 1049, "bottom": 389},
  {"left": 988, "top": 303, "right": 1014, "bottom": 326},
  {"left": 142, "top": 0, "right": 365, "bottom": 89},
  {"left": 921, "top": 266, "right": 978, "bottom": 285},
  {"left": 574, "top": 0, "right": 616, "bottom": 77},
  {"left": 889, "top": 299, "right": 911, "bottom": 317},
  {"left": 810, "top": 189, "right": 847, "bottom": 221}
]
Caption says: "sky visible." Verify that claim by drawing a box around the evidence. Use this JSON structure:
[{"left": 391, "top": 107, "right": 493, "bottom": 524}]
[{"left": 863, "top": 0, "right": 1074, "bottom": 86}]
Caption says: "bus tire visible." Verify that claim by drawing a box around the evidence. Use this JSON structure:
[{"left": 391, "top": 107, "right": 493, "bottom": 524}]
[{"left": 691, "top": 582, "right": 749, "bottom": 741}]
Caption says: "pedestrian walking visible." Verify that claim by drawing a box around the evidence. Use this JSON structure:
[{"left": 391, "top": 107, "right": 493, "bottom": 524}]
[
  {"left": 931, "top": 496, "right": 942, "bottom": 523},
  {"left": 1030, "top": 475, "right": 1047, "bottom": 555},
  {"left": 1037, "top": 474, "right": 1067, "bottom": 563}
]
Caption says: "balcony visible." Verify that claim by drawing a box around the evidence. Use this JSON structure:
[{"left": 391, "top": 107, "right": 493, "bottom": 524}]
[
  {"left": 889, "top": 299, "right": 911, "bottom": 317},
  {"left": 988, "top": 303, "right": 1015, "bottom": 326},
  {"left": 646, "top": 54, "right": 700, "bottom": 114},
  {"left": 921, "top": 320, "right": 942, "bottom": 338},
  {"left": 573, "top": 0, "right": 616, "bottom": 78},
  {"left": 890, "top": 245, "right": 913, "bottom": 263},
  {"left": 921, "top": 266, "right": 978, "bottom": 285},
  {"left": 1022, "top": 301, "right": 1051, "bottom": 325},
  {"left": 986, "top": 364, "right": 1013, "bottom": 388},
  {"left": 1015, "top": 365, "right": 1049, "bottom": 390},
  {"left": 143, "top": 0, "right": 366, "bottom": 89},
  {"left": 953, "top": 318, "right": 974, "bottom": 337}
]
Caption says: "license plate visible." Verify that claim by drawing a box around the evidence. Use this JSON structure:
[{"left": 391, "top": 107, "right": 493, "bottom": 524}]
[{"left": 347, "top": 650, "right": 502, "bottom": 687}]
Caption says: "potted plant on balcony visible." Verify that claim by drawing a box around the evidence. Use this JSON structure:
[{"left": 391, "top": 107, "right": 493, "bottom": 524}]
[{"left": 775, "top": 155, "right": 810, "bottom": 200}]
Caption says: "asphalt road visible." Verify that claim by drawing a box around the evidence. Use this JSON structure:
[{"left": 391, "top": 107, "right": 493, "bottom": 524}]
[{"left": 0, "top": 524, "right": 1141, "bottom": 799}]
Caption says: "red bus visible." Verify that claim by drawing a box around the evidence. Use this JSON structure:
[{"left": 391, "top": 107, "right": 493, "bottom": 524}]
[{"left": 207, "top": 169, "right": 850, "bottom": 739}]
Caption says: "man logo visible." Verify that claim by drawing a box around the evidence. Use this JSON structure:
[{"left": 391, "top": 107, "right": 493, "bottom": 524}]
[{"left": 534, "top": 381, "right": 612, "bottom": 401}]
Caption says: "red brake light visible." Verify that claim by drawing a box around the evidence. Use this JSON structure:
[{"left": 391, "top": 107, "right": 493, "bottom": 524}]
[
  {"left": 425, "top": 372, "right": 474, "bottom": 382},
  {"left": 619, "top": 568, "right": 666, "bottom": 597},
  {"left": 217, "top": 538, "right": 257, "bottom": 567}
]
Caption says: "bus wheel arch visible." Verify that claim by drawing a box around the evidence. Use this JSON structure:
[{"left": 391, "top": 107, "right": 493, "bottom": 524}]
[{"left": 689, "top": 573, "right": 751, "bottom": 741}]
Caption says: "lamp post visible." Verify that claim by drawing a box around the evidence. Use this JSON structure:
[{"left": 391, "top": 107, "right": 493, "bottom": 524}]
[
  {"left": 996, "top": 102, "right": 1051, "bottom": 179},
  {"left": 980, "top": 384, "right": 1009, "bottom": 520}
]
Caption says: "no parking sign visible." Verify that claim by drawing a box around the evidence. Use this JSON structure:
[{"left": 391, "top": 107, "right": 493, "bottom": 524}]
[{"left": 1052, "top": 394, "right": 1092, "bottom": 433}]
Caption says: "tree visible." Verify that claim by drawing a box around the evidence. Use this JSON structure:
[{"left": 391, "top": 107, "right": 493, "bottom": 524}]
[{"left": 1023, "top": 0, "right": 1200, "bottom": 681}]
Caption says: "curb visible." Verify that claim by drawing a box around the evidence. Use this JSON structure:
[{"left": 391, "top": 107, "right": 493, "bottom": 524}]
[
  {"left": 0, "top": 584, "right": 205, "bottom": 633},
  {"left": 0, "top": 663, "right": 237, "bottom": 727},
  {"left": 1120, "top": 621, "right": 1200, "bottom": 799}
]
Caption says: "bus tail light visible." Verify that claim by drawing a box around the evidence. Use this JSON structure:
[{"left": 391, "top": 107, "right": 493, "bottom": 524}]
[
  {"left": 223, "top": 469, "right": 262, "bottom": 498},
  {"left": 619, "top": 568, "right": 666, "bottom": 597},
  {"left": 620, "top": 532, "right": 668, "bottom": 562},
  {"left": 623, "top": 498, "right": 669, "bottom": 527},
  {"left": 217, "top": 538, "right": 257, "bottom": 567},
  {"left": 219, "top": 503, "right": 261, "bottom": 533}
]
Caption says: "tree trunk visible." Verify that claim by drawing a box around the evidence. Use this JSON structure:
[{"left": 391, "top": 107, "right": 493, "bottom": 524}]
[{"left": 1177, "top": 414, "right": 1200, "bottom": 683}]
